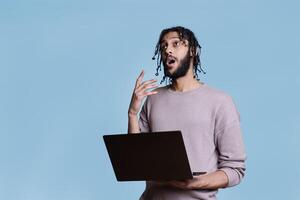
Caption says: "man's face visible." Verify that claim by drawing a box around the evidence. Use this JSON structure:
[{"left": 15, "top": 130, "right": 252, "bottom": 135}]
[{"left": 160, "top": 31, "right": 192, "bottom": 80}]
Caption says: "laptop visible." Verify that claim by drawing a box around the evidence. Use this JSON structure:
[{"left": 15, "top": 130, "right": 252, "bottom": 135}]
[{"left": 103, "top": 130, "right": 205, "bottom": 181}]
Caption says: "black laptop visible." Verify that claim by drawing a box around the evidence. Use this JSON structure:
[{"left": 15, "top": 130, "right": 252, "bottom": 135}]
[{"left": 103, "top": 130, "right": 201, "bottom": 181}]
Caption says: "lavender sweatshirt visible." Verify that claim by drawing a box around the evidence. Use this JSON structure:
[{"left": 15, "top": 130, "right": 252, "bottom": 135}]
[{"left": 138, "top": 84, "right": 246, "bottom": 200}]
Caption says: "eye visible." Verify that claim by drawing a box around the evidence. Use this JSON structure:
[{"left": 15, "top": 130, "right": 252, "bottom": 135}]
[
  {"left": 173, "top": 40, "right": 181, "bottom": 47},
  {"left": 160, "top": 44, "right": 167, "bottom": 51}
]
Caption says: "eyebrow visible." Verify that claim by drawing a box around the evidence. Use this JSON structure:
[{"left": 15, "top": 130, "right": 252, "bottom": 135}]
[{"left": 160, "top": 37, "right": 181, "bottom": 43}]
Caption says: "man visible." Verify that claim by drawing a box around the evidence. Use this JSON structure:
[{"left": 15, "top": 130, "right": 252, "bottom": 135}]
[{"left": 128, "top": 26, "right": 246, "bottom": 200}]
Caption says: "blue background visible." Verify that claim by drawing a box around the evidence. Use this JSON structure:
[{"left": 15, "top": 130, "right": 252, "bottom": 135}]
[{"left": 1, "top": 0, "right": 299, "bottom": 199}]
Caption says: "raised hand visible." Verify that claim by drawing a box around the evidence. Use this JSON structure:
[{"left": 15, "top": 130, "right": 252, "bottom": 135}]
[{"left": 128, "top": 70, "right": 158, "bottom": 116}]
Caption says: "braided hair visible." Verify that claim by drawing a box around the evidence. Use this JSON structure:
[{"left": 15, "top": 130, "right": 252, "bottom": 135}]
[{"left": 152, "top": 26, "right": 206, "bottom": 84}]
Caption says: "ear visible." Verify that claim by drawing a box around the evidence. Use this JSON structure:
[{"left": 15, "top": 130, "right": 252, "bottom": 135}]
[{"left": 190, "top": 47, "right": 198, "bottom": 57}]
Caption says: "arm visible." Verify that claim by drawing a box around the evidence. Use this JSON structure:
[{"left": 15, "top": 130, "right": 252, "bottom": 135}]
[
  {"left": 127, "top": 113, "right": 140, "bottom": 134},
  {"left": 127, "top": 70, "right": 158, "bottom": 134},
  {"left": 214, "top": 96, "right": 246, "bottom": 187},
  {"left": 165, "top": 170, "right": 228, "bottom": 190},
  {"left": 165, "top": 95, "right": 246, "bottom": 190},
  {"left": 198, "top": 170, "right": 229, "bottom": 189}
]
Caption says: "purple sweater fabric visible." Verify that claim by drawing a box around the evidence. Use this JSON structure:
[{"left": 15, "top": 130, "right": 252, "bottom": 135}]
[{"left": 138, "top": 84, "right": 246, "bottom": 200}]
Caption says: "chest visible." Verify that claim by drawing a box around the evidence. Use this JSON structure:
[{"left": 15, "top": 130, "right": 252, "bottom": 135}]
[{"left": 148, "top": 97, "right": 215, "bottom": 132}]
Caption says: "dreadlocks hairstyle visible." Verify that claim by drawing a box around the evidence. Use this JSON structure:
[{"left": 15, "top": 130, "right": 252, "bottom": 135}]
[{"left": 152, "top": 26, "right": 206, "bottom": 84}]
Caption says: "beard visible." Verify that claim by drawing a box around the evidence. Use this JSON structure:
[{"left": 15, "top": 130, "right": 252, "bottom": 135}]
[{"left": 163, "top": 52, "right": 192, "bottom": 81}]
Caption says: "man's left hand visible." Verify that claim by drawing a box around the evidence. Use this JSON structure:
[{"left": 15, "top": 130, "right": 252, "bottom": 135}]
[
  {"left": 159, "top": 170, "right": 228, "bottom": 190},
  {"left": 166, "top": 174, "right": 208, "bottom": 190}
]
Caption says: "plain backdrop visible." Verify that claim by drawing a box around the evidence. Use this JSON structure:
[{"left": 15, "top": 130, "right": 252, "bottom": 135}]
[{"left": 1, "top": 0, "right": 299, "bottom": 199}]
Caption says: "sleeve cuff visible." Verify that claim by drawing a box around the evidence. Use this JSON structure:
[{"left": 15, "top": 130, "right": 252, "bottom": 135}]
[{"left": 219, "top": 167, "right": 242, "bottom": 187}]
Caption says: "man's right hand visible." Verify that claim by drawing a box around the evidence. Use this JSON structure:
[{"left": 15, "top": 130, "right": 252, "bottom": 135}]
[{"left": 128, "top": 70, "right": 158, "bottom": 116}]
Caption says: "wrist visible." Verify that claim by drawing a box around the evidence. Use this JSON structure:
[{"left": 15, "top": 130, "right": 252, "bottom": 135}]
[
  {"left": 195, "top": 175, "right": 209, "bottom": 189},
  {"left": 128, "top": 110, "right": 138, "bottom": 118},
  {"left": 195, "top": 171, "right": 228, "bottom": 190}
]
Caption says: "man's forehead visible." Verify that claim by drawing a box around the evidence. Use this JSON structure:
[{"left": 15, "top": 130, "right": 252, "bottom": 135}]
[{"left": 160, "top": 32, "right": 181, "bottom": 43}]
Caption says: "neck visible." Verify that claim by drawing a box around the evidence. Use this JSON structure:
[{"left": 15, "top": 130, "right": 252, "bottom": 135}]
[{"left": 170, "top": 66, "right": 202, "bottom": 92}]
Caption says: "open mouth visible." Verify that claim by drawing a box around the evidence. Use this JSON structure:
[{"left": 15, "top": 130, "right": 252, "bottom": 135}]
[
  {"left": 167, "top": 57, "right": 176, "bottom": 65},
  {"left": 168, "top": 59, "right": 175, "bottom": 65}
]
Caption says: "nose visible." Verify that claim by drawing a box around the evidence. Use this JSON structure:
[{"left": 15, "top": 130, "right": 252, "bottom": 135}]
[{"left": 165, "top": 45, "right": 174, "bottom": 55}]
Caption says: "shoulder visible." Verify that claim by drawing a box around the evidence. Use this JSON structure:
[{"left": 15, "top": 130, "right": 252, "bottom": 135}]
[
  {"left": 202, "top": 84, "right": 234, "bottom": 104},
  {"left": 204, "top": 85, "right": 240, "bottom": 120}
]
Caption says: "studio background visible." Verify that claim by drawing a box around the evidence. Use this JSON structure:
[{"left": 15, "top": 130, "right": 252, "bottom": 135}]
[{"left": 1, "top": 0, "right": 299, "bottom": 199}]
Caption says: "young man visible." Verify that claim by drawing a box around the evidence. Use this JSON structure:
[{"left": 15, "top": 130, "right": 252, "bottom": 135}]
[{"left": 128, "top": 26, "right": 246, "bottom": 200}]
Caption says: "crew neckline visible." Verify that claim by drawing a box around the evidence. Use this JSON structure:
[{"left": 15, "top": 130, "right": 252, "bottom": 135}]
[{"left": 167, "top": 82, "right": 206, "bottom": 95}]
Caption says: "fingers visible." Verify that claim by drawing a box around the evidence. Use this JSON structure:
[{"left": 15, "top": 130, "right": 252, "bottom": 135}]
[
  {"left": 166, "top": 180, "right": 197, "bottom": 190},
  {"left": 137, "top": 82, "right": 157, "bottom": 92},
  {"left": 141, "top": 79, "right": 157, "bottom": 87},
  {"left": 136, "top": 79, "right": 157, "bottom": 92},
  {"left": 135, "top": 70, "right": 144, "bottom": 88},
  {"left": 134, "top": 85, "right": 158, "bottom": 100},
  {"left": 135, "top": 70, "right": 157, "bottom": 89},
  {"left": 167, "top": 181, "right": 188, "bottom": 190},
  {"left": 144, "top": 90, "right": 158, "bottom": 96},
  {"left": 133, "top": 70, "right": 158, "bottom": 100}
]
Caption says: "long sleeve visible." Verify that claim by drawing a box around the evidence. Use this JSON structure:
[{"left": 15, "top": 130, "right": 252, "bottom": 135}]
[{"left": 214, "top": 95, "right": 247, "bottom": 187}]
